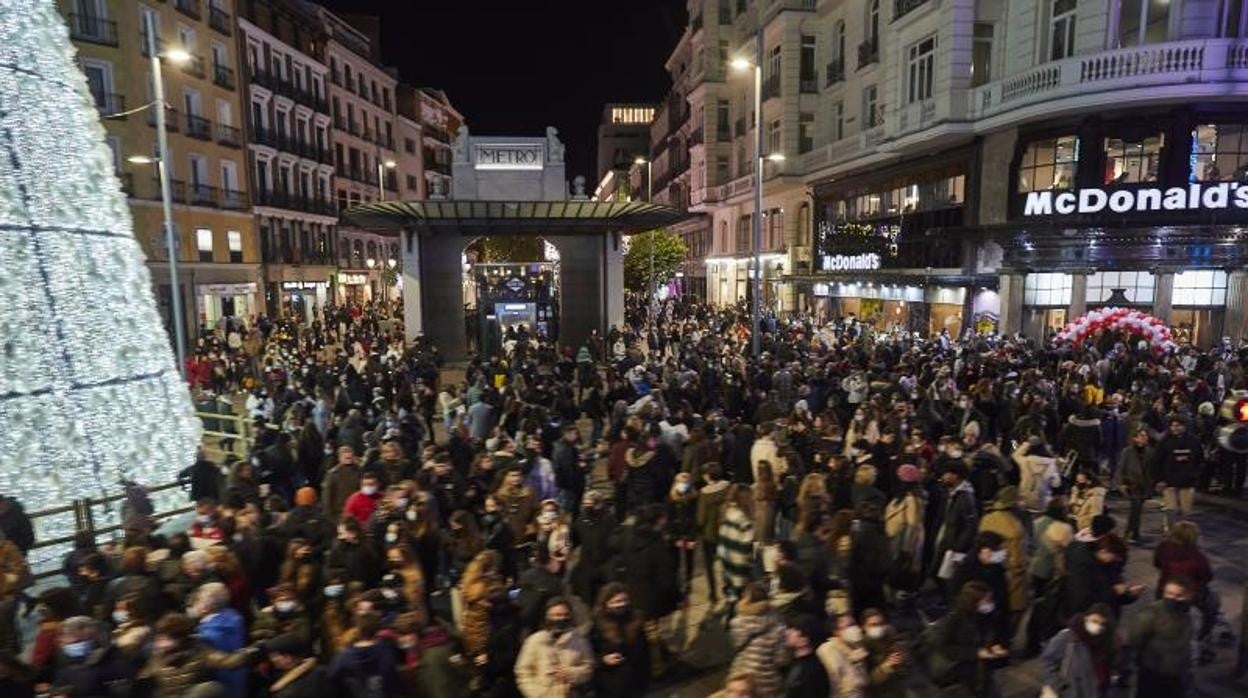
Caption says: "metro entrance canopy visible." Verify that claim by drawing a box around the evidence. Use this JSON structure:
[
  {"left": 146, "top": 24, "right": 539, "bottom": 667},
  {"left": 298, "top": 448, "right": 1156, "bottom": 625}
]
[{"left": 341, "top": 199, "right": 694, "bottom": 361}]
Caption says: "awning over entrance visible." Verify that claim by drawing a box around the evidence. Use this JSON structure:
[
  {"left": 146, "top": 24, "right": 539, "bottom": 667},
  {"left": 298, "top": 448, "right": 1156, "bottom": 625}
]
[{"left": 341, "top": 199, "right": 697, "bottom": 235}]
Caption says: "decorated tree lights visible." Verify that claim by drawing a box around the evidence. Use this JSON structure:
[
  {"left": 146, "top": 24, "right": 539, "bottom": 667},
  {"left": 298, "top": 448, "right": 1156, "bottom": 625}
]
[
  {"left": 1055, "top": 307, "right": 1178, "bottom": 355},
  {"left": 0, "top": 1, "right": 201, "bottom": 569}
]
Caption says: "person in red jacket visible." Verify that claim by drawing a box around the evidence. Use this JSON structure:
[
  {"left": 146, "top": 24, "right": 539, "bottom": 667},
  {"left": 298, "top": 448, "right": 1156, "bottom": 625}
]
[
  {"left": 1153, "top": 520, "right": 1216, "bottom": 645},
  {"left": 341, "top": 473, "right": 382, "bottom": 525}
]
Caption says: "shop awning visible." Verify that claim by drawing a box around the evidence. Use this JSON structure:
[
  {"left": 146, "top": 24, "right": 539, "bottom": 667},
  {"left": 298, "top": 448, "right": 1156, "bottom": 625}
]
[{"left": 340, "top": 199, "right": 698, "bottom": 235}]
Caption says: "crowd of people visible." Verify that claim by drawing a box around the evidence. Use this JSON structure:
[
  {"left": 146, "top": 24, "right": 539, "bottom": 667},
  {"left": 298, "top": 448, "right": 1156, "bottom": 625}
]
[{"left": 0, "top": 294, "right": 1241, "bottom": 698}]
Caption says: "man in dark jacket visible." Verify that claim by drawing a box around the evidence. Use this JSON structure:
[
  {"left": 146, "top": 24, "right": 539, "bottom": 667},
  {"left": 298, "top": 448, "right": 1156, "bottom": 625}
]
[
  {"left": 932, "top": 462, "right": 978, "bottom": 587},
  {"left": 1152, "top": 416, "right": 1203, "bottom": 529},
  {"left": 266, "top": 632, "right": 328, "bottom": 698},
  {"left": 950, "top": 532, "right": 1011, "bottom": 642},
  {"left": 552, "top": 425, "right": 587, "bottom": 515},
  {"left": 782, "top": 615, "right": 830, "bottom": 697},
  {"left": 1060, "top": 408, "right": 1103, "bottom": 476},
  {"left": 1128, "top": 577, "right": 1196, "bottom": 698},
  {"left": 613, "top": 505, "right": 679, "bottom": 624},
  {"left": 50, "top": 616, "right": 136, "bottom": 698},
  {"left": 1118, "top": 428, "right": 1155, "bottom": 542}
]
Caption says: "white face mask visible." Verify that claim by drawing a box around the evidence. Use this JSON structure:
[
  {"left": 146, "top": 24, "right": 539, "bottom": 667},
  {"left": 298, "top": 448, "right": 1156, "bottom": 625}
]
[
  {"left": 988, "top": 549, "right": 1007, "bottom": 565},
  {"left": 865, "top": 626, "right": 886, "bottom": 640},
  {"left": 1084, "top": 619, "right": 1105, "bottom": 636},
  {"left": 361, "top": 485, "right": 378, "bottom": 496},
  {"left": 406, "top": 509, "right": 418, "bottom": 522},
  {"left": 977, "top": 601, "right": 996, "bottom": 615},
  {"left": 840, "top": 625, "right": 863, "bottom": 644},
  {"left": 385, "top": 532, "right": 398, "bottom": 544}
]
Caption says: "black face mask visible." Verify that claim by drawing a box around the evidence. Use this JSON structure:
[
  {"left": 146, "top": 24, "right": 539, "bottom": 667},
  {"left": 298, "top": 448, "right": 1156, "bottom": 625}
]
[
  {"left": 1164, "top": 598, "right": 1191, "bottom": 614},
  {"left": 547, "top": 619, "right": 572, "bottom": 636}
]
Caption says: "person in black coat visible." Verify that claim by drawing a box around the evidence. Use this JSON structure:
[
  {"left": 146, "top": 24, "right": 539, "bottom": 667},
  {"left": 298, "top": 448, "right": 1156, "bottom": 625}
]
[
  {"left": 570, "top": 492, "right": 616, "bottom": 607},
  {"left": 849, "top": 500, "right": 890, "bottom": 617},
  {"left": 950, "top": 532, "right": 1011, "bottom": 643},
  {"left": 931, "top": 461, "right": 979, "bottom": 585},
  {"left": 589, "top": 583, "right": 650, "bottom": 698},
  {"left": 782, "top": 615, "right": 829, "bottom": 698},
  {"left": 265, "top": 632, "right": 328, "bottom": 698},
  {"left": 479, "top": 590, "right": 523, "bottom": 698},
  {"left": 612, "top": 505, "right": 679, "bottom": 624},
  {"left": 178, "top": 456, "right": 223, "bottom": 505},
  {"left": 1064, "top": 531, "right": 1143, "bottom": 617},
  {"left": 49, "top": 617, "right": 136, "bottom": 698},
  {"left": 666, "top": 473, "right": 699, "bottom": 595}
]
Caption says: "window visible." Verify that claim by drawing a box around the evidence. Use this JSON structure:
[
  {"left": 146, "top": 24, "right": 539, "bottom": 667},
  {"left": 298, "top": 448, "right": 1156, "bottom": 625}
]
[
  {"left": 1172, "top": 270, "right": 1228, "bottom": 307},
  {"left": 1103, "top": 133, "right": 1164, "bottom": 184},
  {"left": 1219, "top": 0, "right": 1247, "bottom": 37},
  {"left": 800, "top": 35, "right": 816, "bottom": 85},
  {"left": 971, "top": 23, "right": 993, "bottom": 87},
  {"left": 1118, "top": 0, "right": 1170, "bottom": 47},
  {"left": 766, "top": 208, "right": 784, "bottom": 249},
  {"left": 907, "top": 36, "right": 936, "bottom": 103},
  {"left": 868, "top": 0, "right": 880, "bottom": 46},
  {"left": 188, "top": 155, "right": 207, "bottom": 187},
  {"left": 80, "top": 59, "right": 113, "bottom": 109},
  {"left": 1086, "top": 271, "right": 1155, "bottom": 305},
  {"left": 833, "top": 101, "right": 844, "bottom": 140},
  {"left": 767, "top": 119, "right": 781, "bottom": 157},
  {"left": 227, "top": 230, "right": 242, "bottom": 263},
  {"left": 736, "top": 215, "right": 751, "bottom": 252},
  {"left": 196, "top": 228, "right": 214, "bottom": 262},
  {"left": 1017, "top": 135, "right": 1079, "bottom": 192},
  {"left": 1024, "top": 272, "right": 1073, "bottom": 306},
  {"left": 715, "top": 155, "right": 730, "bottom": 183},
  {"left": 220, "top": 160, "right": 237, "bottom": 192},
  {"left": 799, "top": 112, "right": 814, "bottom": 154},
  {"left": 767, "top": 45, "right": 781, "bottom": 83},
  {"left": 863, "top": 85, "right": 879, "bottom": 128},
  {"left": 718, "top": 39, "right": 729, "bottom": 68},
  {"left": 1190, "top": 124, "right": 1248, "bottom": 181},
  {"left": 716, "top": 100, "right": 730, "bottom": 140},
  {"left": 406, "top": 174, "right": 418, "bottom": 191},
  {"left": 405, "top": 137, "right": 416, "bottom": 154},
  {"left": 1050, "top": 0, "right": 1077, "bottom": 60},
  {"left": 833, "top": 20, "right": 846, "bottom": 63}
]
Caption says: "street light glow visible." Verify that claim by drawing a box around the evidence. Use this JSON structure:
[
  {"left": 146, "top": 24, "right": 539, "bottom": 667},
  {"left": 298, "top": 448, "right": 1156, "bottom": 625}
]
[
  {"left": 766, "top": 152, "right": 786, "bottom": 162},
  {"left": 730, "top": 57, "right": 753, "bottom": 71},
  {"left": 126, "top": 155, "right": 154, "bottom": 164},
  {"left": 366, "top": 258, "right": 376, "bottom": 268},
  {"left": 163, "top": 48, "right": 192, "bottom": 64},
  {"left": 634, "top": 156, "right": 648, "bottom": 165},
  {"left": 382, "top": 159, "right": 397, "bottom": 168}
]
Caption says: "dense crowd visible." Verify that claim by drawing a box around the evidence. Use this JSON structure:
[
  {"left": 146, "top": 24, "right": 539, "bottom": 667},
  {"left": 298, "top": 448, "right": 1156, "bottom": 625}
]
[{"left": 0, "top": 294, "right": 1240, "bottom": 698}]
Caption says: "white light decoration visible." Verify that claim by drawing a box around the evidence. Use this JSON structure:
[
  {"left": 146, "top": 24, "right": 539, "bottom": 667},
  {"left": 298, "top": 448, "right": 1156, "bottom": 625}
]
[{"left": 0, "top": 1, "right": 201, "bottom": 567}]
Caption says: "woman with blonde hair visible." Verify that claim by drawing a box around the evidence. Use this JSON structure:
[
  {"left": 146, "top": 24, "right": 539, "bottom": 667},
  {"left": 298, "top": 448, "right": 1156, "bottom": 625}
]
[{"left": 793, "top": 472, "right": 830, "bottom": 535}]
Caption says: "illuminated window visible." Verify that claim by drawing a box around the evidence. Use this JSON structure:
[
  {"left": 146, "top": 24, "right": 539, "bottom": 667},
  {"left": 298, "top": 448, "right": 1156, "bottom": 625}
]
[
  {"left": 1172, "top": 270, "right": 1228, "bottom": 307},
  {"left": 1017, "top": 135, "right": 1079, "bottom": 192},
  {"left": 1118, "top": 0, "right": 1170, "bottom": 47},
  {"left": 1103, "top": 133, "right": 1164, "bottom": 184},
  {"left": 1086, "top": 270, "right": 1155, "bottom": 304},
  {"left": 196, "top": 228, "right": 214, "bottom": 262},
  {"left": 1050, "top": 0, "right": 1076, "bottom": 60},
  {"left": 907, "top": 36, "right": 936, "bottom": 103},
  {"left": 1024, "top": 273, "right": 1072, "bottom": 307},
  {"left": 1190, "top": 124, "right": 1248, "bottom": 181},
  {"left": 227, "top": 230, "right": 242, "bottom": 263}
]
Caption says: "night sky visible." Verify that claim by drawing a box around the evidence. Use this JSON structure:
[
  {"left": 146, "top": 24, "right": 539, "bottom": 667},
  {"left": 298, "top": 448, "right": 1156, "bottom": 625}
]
[{"left": 319, "top": 0, "right": 688, "bottom": 181}]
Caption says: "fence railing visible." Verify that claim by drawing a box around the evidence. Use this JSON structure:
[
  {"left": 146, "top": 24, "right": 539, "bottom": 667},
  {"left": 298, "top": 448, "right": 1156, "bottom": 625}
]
[{"left": 24, "top": 410, "right": 253, "bottom": 579}]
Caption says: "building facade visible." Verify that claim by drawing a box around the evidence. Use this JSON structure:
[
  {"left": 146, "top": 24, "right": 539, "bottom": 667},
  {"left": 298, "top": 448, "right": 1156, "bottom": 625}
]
[
  {"left": 322, "top": 9, "right": 398, "bottom": 305},
  {"left": 597, "top": 103, "right": 656, "bottom": 184},
  {"left": 237, "top": 0, "right": 336, "bottom": 323},
  {"left": 654, "top": 0, "right": 1248, "bottom": 346},
  {"left": 63, "top": 0, "right": 259, "bottom": 340}
]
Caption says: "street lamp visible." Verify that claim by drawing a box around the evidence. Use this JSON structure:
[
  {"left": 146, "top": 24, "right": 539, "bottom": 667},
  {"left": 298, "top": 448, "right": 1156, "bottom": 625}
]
[
  {"left": 387, "top": 258, "right": 397, "bottom": 269},
  {"left": 731, "top": 39, "right": 783, "bottom": 359},
  {"left": 635, "top": 156, "right": 655, "bottom": 320},
  {"left": 377, "top": 159, "right": 397, "bottom": 201},
  {"left": 365, "top": 258, "right": 376, "bottom": 269},
  {"left": 135, "top": 12, "right": 193, "bottom": 378}
]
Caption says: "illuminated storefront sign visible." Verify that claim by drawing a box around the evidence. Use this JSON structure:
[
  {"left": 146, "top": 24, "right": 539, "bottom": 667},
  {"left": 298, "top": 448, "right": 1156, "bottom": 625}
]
[
  {"left": 338, "top": 273, "right": 368, "bottom": 285},
  {"left": 1023, "top": 183, "right": 1248, "bottom": 216},
  {"left": 821, "top": 252, "right": 881, "bottom": 271}
]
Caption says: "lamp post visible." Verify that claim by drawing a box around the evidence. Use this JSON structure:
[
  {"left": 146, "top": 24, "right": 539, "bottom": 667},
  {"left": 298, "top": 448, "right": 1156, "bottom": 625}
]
[
  {"left": 133, "top": 13, "right": 191, "bottom": 378},
  {"left": 634, "top": 156, "right": 655, "bottom": 320},
  {"left": 378, "top": 159, "right": 396, "bottom": 201},
  {"left": 731, "top": 38, "right": 786, "bottom": 359}
]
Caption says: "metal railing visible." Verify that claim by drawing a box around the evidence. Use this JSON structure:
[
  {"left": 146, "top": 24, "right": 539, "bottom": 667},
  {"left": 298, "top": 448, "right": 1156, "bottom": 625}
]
[
  {"left": 858, "top": 39, "right": 880, "bottom": 69},
  {"left": 174, "top": 0, "right": 201, "bottom": 20},
  {"left": 23, "top": 411, "right": 253, "bottom": 579},
  {"left": 186, "top": 113, "right": 213, "bottom": 140},
  {"left": 826, "top": 58, "right": 845, "bottom": 86},
  {"left": 213, "top": 63, "right": 236, "bottom": 89},
  {"left": 208, "top": 5, "right": 232, "bottom": 35},
  {"left": 216, "top": 123, "right": 241, "bottom": 147}
]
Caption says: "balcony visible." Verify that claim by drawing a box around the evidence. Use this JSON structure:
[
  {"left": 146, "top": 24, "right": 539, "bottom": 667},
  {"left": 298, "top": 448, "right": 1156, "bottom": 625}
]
[
  {"left": 826, "top": 58, "right": 845, "bottom": 87},
  {"left": 858, "top": 39, "right": 880, "bottom": 69},
  {"left": 189, "top": 183, "right": 220, "bottom": 207},
  {"left": 423, "top": 159, "right": 452, "bottom": 177},
  {"left": 216, "top": 123, "right": 241, "bottom": 147},
  {"left": 147, "top": 106, "right": 180, "bottom": 132},
  {"left": 423, "top": 125, "right": 451, "bottom": 143},
  {"left": 208, "top": 5, "right": 231, "bottom": 35},
  {"left": 221, "top": 188, "right": 249, "bottom": 210},
  {"left": 800, "top": 76, "right": 818, "bottom": 94},
  {"left": 69, "top": 14, "right": 118, "bottom": 46},
  {"left": 90, "top": 91, "right": 124, "bottom": 117},
  {"left": 174, "top": 0, "right": 200, "bottom": 20},
  {"left": 690, "top": 128, "right": 704, "bottom": 146},
  {"left": 185, "top": 113, "right": 213, "bottom": 140},
  {"left": 152, "top": 178, "right": 188, "bottom": 204},
  {"left": 762, "top": 74, "right": 781, "bottom": 100},
  {"left": 213, "top": 64, "right": 235, "bottom": 90},
  {"left": 894, "top": 0, "right": 931, "bottom": 21},
  {"left": 969, "top": 38, "right": 1248, "bottom": 125},
  {"left": 181, "top": 54, "right": 206, "bottom": 79},
  {"left": 254, "top": 189, "right": 336, "bottom": 215}
]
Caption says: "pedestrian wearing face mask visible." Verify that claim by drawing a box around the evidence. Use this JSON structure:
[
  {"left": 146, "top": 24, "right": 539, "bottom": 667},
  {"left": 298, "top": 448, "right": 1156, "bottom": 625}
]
[
  {"left": 589, "top": 584, "right": 650, "bottom": 698},
  {"left": 951, "top": 532, "right": 1012, "bottom": 643},
  {"left": 514, "top": 597, "right": 593, "bottom": 698},
  {"left": 816, "top": 612, "right": 870, "bottom": 698},
  {"left": 923, "top": 581, "right": 1008, "bottom": 696},
  {"left": 49, "top": 616, "right": 135, "bottom": 698},
  {"left": 667, "top": 472, "right": 699, "bottom": 596},
  {"left": 340, "top": 473, "right": 381, "bottom": 526},
  {"left": 931, "top": 461, "right": 977, "bottom": 589},
  {"left": 978, "top": 487, "right": 1030, "bottom": 626},
  {"left": 251, "top": 583, "right": 312, "bottom": 643},
  {"left": 1040, "top": 604, "right": 1117, "bottom": 698},
  {"left": 728, "top": 583, "right": 787, "bottom": 697},
  {"left": 1127, "top": 577, "right": 1196, "bottom": 698}
]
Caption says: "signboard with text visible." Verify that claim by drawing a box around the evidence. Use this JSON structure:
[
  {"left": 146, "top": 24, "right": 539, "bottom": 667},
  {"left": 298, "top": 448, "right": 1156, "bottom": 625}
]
[
  {"left": 474, "top": 143, "right": 544, "bottom": 171},
  {"left": 1023, "top": 183, "right": 1248, "bottom": 217}
]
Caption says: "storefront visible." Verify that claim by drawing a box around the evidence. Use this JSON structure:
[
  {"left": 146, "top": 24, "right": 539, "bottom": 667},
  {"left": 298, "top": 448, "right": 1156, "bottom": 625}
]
[
  {"left": 994, "top": 107, "right": 1248, "bottom": 346},
  {"left": 336, "top": 271, "right": 372, "bottom": 304},
  {"left": 278, "top": 280, "right": 330, "bottom": 324},
  {"left": 197, "top": 282, "right": 258, "bottom": 331}
]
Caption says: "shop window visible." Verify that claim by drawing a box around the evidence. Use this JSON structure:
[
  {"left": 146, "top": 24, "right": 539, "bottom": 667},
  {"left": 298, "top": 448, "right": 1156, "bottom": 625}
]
[
  {"left": 1024, "top": 272, "right": 1072, "bottom": 306},
  {"left": 1190, "top": 124, "right": 1248, "bottom": 182},
  {"left": 1102, "top": 133, "right": 1163, "bottom": 184},
  {"left": 1018, "top": 135, "right": 1079, "bottom": 192},
  {"left": 227, "top": 230, "right": 242, "bottom": 263},
  {"left": 1086, "top": 270, "right": 1155, "bottom": 305},
  {"left": 1172, "top": 270, "right": 1228, "bottom": 307},
  {"left": 196, "top": 227, "right": 214, "bottom": 262}
]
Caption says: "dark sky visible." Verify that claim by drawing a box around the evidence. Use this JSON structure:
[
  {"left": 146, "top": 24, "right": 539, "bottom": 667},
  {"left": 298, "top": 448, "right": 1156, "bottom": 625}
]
[{"left": 319, "top": 0, "right": 688, "bottom": 181}]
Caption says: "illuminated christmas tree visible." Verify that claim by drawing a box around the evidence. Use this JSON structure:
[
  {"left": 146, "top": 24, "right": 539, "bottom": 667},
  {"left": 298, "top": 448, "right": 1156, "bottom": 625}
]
[{"left": 0, "top": 1, "right": 201, "bottom": 561}]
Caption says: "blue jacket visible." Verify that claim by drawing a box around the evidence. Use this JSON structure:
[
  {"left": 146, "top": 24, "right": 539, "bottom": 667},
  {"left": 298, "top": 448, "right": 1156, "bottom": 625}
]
[{"left": 198, "top": 609, "right": 246, "bottom": 698}]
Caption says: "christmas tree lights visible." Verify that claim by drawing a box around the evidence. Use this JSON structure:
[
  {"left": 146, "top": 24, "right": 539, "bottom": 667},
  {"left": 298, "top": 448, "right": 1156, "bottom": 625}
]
[{"left": 0, "top": 0, "right": 201, "bottom": 565}]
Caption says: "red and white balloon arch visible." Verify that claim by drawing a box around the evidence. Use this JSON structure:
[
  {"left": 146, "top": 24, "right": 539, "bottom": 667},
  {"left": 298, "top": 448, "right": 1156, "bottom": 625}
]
[{"left": 1055, "top": 307, "right": 1176, "bottom": 354}]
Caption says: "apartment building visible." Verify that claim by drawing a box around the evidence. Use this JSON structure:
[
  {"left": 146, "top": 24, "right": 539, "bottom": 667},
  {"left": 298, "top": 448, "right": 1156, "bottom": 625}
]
[
  {"left": 656, "top": 0, "right": 1248, "bottom": 345},
  {"left": 397, "top": 85, "right": 463, "bottom": 203},
  {"left": 237, "top": 0, "right": 336, "bottom": 323},
  {"left": 63, "top": 0, "right": 258, "bottom": 339},
  {"left": 322, "top": 9, "right": 398, "bottom": 304}
]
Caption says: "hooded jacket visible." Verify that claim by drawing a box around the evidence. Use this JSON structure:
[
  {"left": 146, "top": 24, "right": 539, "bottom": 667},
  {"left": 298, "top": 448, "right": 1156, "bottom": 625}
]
[
  {"left": 327, "top": 640, "right": 401, "bottom": 698},
  {"left": 728, "top": 599, "right": 787, "bottom": 697}
]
